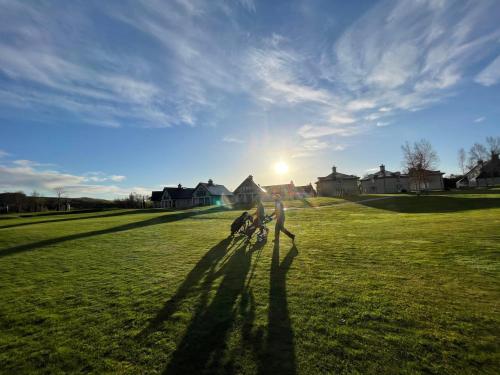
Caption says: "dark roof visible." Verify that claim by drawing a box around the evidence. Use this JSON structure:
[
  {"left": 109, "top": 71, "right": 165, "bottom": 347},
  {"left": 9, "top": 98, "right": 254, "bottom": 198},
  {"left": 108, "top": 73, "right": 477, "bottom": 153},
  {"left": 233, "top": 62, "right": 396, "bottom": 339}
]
[
  {"left": 151, "top": 191, "right": 163, "bottom": 201},
  {"left": 164, "top": 187, "right": 195, "bottom": 199},
  {"left": 360, "top": 170, "right": 407, "bottom": 181},
  {"left": 317, "top": 171, "right": 359, "bottom": 181},
  {"left": 196, "top": 182, "right": 233, "bottom": 196},
  {"left": 234, "top": 175, "right": 266, "bottom": 194}
]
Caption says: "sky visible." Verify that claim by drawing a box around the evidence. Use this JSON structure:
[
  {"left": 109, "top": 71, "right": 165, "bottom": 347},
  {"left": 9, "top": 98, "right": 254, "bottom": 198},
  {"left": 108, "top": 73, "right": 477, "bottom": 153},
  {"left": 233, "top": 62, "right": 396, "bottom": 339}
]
[{"left": 0, "top": 0, "right": 499, "bottom": 199}]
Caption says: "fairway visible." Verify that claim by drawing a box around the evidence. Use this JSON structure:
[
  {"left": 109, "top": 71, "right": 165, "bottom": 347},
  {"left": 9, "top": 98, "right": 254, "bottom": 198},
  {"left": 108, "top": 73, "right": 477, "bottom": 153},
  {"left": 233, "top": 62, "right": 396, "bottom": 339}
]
[{"left": 1, "top": 193, "right": 499, "bottom": 374}]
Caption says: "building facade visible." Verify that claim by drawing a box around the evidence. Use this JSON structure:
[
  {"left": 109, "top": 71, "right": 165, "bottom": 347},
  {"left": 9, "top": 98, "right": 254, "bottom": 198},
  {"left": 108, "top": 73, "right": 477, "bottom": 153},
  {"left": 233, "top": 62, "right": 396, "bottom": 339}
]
[
  {"left": 360, "top": 165, "right": 409, "bottom": 193},
  {"left": 233, "top": 175, "right": 266, "bottom": 204},
  {"left": 192, "top": 179, "right": 233, "bottom": 206},
  {"left": 408, "top": 168, "right": 444, "bottom": 191},
  {"left": 316, "top": 166, "right": 359, "bottom": 197},
  {"left": 457, "top": 152, "right": 500, "bottom": 188}
]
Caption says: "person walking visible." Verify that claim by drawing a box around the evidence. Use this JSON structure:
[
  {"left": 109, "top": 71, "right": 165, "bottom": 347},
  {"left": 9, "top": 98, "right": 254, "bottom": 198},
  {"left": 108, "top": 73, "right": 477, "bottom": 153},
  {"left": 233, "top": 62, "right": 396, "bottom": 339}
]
[{"left": 270, "top": 194, "right": 295, "bottom": 243}]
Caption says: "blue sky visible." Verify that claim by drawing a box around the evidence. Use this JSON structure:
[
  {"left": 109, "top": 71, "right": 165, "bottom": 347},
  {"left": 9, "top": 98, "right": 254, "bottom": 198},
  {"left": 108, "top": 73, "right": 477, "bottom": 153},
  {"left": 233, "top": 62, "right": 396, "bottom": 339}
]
[{"left": 0, "top": 0, "right": 499, "bottom": 198}]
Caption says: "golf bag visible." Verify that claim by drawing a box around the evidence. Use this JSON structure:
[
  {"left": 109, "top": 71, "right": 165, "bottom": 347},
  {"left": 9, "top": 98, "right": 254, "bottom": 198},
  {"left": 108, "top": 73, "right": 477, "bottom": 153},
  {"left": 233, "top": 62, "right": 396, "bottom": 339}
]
[{"left": 230, "top": 211, "right": 252, "bottom": 236}]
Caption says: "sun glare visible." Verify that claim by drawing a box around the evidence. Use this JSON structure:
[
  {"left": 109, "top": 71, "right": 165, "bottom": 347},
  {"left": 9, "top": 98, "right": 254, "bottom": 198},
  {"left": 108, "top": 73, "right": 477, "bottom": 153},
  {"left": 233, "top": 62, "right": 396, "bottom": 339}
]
[{"left": 274, "top": 161, "right": 289, "bottom": 175}]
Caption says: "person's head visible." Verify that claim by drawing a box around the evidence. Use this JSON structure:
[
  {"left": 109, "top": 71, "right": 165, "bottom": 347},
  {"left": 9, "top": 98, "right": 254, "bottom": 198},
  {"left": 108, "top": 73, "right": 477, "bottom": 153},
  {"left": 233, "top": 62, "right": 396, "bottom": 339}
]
[{"left": 273, "top": 194, "right": 281, "bottom": 202}]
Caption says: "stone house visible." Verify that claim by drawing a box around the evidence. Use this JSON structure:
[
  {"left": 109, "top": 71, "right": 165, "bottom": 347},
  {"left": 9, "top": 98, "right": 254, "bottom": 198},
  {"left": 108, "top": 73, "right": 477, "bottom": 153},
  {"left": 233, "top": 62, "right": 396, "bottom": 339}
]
[
  {"left": 360, "top": 165, "right": 409, "bottom": 193},
  {"left": 262, "top": 181, "right": 296, "bottom": 200},
  {"left": 316, "top": 166, "right": 359, "bottom": 197},
  {"left": 295, "top": 183, "right": 317, "bottom": 198},
  {"left": 408, "top": 167, "right": 444, "bottom": 191}
]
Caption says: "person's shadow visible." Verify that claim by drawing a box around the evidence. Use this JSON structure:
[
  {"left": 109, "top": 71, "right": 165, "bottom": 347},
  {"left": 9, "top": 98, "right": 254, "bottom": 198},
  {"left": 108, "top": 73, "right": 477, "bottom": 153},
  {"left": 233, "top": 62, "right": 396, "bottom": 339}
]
[
  {"left": 161, "top": 239, "right": 264, "bottom": 374},
  {"left": 261, "top": 241, "right": 298, "bottom": 375}
]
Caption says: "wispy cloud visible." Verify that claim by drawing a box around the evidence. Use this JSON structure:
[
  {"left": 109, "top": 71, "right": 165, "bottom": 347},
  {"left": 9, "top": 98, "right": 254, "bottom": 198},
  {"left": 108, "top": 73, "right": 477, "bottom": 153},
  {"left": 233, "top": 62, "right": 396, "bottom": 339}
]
[
  {"left": 475, "top": 55, "right": 500, "bottom": 86},
  {"left": 474, "top": 116, "right": 486, "bottom": 123},
  {"left": 0, "top": 150, "right": 9, "bottom": 158}
]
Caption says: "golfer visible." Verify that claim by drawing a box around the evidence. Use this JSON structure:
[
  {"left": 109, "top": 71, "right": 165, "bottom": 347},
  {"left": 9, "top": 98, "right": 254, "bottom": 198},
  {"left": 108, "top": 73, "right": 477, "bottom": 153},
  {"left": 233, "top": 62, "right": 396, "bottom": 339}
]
[{"left": 270, "top": 194, "right": 295, "bottom": 243}]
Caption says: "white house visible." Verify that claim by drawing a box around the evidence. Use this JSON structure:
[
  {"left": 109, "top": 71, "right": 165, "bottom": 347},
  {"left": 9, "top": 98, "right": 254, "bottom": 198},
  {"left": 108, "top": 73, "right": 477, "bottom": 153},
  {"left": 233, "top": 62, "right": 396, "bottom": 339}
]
[
  {"left": 360, "top": 165, "right": 409, "bottom": 193},
  {"left": 408, "top": 168, "right": 444, "bottom": 191},
  {"left": 316, "top": 166, "right": 359, "bottom": 197}
]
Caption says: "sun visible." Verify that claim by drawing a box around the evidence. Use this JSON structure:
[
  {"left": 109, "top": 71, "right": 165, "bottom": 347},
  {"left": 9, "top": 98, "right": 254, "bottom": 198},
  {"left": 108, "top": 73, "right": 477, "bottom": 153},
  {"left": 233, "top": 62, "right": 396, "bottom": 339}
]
[{"left": 274, "top": 161, "right": 289, "bottom": 175}]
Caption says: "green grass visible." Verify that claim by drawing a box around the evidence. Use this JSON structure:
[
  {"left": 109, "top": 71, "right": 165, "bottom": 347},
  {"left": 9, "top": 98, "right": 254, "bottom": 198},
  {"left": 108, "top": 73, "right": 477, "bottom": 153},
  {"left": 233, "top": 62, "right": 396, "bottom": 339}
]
[{"left": 1, "top": 193, "right": 499, "bottom": 374}]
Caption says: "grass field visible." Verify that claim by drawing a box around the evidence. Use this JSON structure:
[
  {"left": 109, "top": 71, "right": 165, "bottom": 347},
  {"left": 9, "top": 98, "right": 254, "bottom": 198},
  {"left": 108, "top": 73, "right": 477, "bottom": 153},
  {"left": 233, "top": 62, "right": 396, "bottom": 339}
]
[{"left": 1, "top": 192, "right": 499, "bottom": 374}]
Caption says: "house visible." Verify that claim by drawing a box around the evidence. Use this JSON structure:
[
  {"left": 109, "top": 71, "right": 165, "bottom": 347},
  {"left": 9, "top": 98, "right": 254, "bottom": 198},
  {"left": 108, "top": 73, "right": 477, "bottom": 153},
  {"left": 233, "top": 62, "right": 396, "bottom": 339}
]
[
  {"left": 157, "top": 184, "right": 195, "bottom": 209},
  {"left": 262, "top": 181, "right": 296, "bottom": 200},
  {"left": 151, "top": 191, "right": 164, "bottom": 208},
  {"left": 316, "top": 166, "right": 359, "bottom": 197},
  {"left": 295, "top": 183, "right": 317, "bottom": 198},
  {"left": 457, "top": 152, "right": 500, "bottom": 188},
  {"left": 192, "top": 179, "right": 233, "bottom": 206},
  {"left": 233, "top": 175, "right": 266, "bottom": 204},
  {"left": 360, "top": 165, "right": 409, "bottom": 193},
  {"left": 408, "top": 167, "right": 444, "bottom": 191}
]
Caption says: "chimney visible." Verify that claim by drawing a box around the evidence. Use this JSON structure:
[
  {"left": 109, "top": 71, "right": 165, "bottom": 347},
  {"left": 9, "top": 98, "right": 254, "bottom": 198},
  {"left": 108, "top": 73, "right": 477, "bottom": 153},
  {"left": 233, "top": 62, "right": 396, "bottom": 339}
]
[
  {"left": 208, "top": 179, "right": 213, "bottom": 186},
  {"left": 177, "top": 183, "right": 182, "bottom": 189},
  {"left": 380, "top": 164, "right": 385, "bottom": 173},
  {"left": 332, "top": 166, "right": 337, "bottom": 174},
  {"left": 248, "top": 175, "right": 253, "bottom": 180}
]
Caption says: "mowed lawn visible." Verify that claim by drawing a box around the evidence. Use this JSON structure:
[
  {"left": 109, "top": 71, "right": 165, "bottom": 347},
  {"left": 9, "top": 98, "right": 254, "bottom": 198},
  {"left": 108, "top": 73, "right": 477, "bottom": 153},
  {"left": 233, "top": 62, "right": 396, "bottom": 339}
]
[{"left": 1, "top": 193, "right": 499, "bottom": 374}]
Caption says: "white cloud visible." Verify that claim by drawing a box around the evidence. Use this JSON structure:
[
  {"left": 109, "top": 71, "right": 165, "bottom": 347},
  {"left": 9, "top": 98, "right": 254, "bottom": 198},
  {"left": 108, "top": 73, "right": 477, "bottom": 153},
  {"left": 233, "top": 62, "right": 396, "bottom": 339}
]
[
  {"left": 475, "top": 55, "right": 500, "bottom": 86},
  {"left": 0, "top": 162, "right": 137, "bottom": 198},
  {"left": 0, "top": 150, "right": 9, "bottom": 158},
  {"left": 474, "top": 116, "right": 485, "bottom": 123},
  {"left": 222, "top": 136, "right": 245, "bottom": 144}
]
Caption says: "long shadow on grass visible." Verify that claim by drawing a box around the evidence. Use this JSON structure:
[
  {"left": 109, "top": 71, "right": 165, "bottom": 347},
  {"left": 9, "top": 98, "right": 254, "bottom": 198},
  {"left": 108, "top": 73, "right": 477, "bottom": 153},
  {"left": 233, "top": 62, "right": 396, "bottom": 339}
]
[
  {"left": 346, "top": 195, "right": 500, "bottom": 213},
  {"left": 261, "top": 242, "right": 298, "bottom": 375},
  {"left": 159, "top": 239, "right": 265, "bottom": 374},
  {"left": 0, "top": 209, "right": 164, "bottom": 230},
  {"left": 0, "top": 207, "right": 226, "bottom": 258}
]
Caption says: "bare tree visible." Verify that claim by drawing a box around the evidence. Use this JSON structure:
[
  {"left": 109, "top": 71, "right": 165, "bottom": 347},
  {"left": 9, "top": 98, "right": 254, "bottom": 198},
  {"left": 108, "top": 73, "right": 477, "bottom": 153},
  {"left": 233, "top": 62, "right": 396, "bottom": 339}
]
[
  {"left": 486, "top": 136, "right": 500, "bottom": 154},
  {"left": 458, "top": 148, "right": 467, "bottom": 175},
  {"left": 54, "top": 187, "right": 66, "bottom": 211},
  {"left": 467, "top": 143, "right": 488, "bottom": 169},
  {"left": 402, "top": 139, "right": 439, "bottom": 192}
]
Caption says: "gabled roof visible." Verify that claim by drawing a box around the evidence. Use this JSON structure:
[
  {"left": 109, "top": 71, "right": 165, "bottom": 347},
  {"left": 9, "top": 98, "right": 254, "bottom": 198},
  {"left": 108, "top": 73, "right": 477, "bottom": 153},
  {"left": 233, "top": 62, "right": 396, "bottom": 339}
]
[
  {"left": 151, "top": 191, "right": 163, "bottom": 201},
  {"left": 163, "top": 187, "right": 195, "bottom": 199},
  {"left": 295, "top": 184, "right": 316, "bottom": 193},
  {"left": 234, "top": 175, "right": 266, "bottom": 194},
  {"left": 195, "top": 182, "right": 233, "bottom": 196}
]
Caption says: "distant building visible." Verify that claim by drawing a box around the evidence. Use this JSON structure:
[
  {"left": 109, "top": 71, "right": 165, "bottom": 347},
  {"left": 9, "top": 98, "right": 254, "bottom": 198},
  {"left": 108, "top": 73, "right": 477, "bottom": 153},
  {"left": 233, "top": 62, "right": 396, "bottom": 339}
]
[
  {"left": 360, "top": 165, "right": 409, "bottom": 193},
  {"left": 233, "top": 175, "right": 266, "bottom": 204},
  {"left": 295, "top": 183, "right": 317, "bottom": 198},
  {"left": 262, "top": 181, "right": 296, "bottom": 200},
  {"left": 316, "top": 166, "right": 359, "bottom": 197},
  {"left": 408, "top": 167, "right": 444, "bottom": 191},
  {"left": 156, "top": 184, "right": 195, "bottom": 209},
  {"left": 457, "top": 152, "right": 500, "bottom": 188},
  {"left": 193, "top": 179, "right": 233, "bottom": 206}
]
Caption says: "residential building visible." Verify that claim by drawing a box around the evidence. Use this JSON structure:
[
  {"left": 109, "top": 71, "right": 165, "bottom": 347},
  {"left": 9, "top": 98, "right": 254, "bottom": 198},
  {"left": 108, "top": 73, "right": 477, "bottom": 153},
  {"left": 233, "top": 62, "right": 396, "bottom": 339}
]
[
  {"left": 233, "top": 175, "right": 266, "bottom": 204},
  {"left": 360, "top": 165, "right": 409, "bottom": 193},
  {"left": 408, "top": 167, "right": 444, "bottom": 191},
  {"left": 316, "top": 166, "right": 359, "bottom": 197},
  {"left": 295, "top": 183, "right": 317, "bottom": 198},
  {"left": 193, "top": 179, "right": 233, "bottom": 206},
  {"left": 457, "top": 152, "right": 500, "bottom": 187},
  {"left": 262, "top": 181, "right": 296, "bottom": 200}
]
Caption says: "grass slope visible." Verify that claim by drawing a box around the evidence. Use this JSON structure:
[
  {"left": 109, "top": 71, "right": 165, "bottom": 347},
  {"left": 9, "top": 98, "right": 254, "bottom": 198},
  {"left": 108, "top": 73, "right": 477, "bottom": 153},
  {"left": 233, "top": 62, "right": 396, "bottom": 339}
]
[{"left": 0, "top": 193, "right": 499, "bottom": 374}]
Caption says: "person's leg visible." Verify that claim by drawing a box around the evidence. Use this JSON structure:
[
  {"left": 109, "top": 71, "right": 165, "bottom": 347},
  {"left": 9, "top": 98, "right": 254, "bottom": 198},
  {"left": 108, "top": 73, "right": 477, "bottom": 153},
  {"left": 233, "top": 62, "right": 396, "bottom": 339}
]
[
  {"left": 279, "top": 218, "right": 295, "bottom": 240},
  {"left": 274, "top": 220, "right": 282, "bottom": 241}
]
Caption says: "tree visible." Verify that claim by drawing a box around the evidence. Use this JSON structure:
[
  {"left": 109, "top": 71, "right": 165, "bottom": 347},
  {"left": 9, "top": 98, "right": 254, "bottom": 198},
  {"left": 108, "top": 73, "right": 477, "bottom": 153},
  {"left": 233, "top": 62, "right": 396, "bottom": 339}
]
[
  {"left": 402, "top": 139, "right": 439, "bottom": 192},
  {"left": 467, "top": 143, "right": 488, "bottom": 169},
  {"left": 486, "top": 136, "right": 500, "bottom": 154},
  {"left": 54, "top": 187, "right": 66, "bottom": 211},
  {"left": 458, "top": 148, "right": 467, "bottom": 175}
]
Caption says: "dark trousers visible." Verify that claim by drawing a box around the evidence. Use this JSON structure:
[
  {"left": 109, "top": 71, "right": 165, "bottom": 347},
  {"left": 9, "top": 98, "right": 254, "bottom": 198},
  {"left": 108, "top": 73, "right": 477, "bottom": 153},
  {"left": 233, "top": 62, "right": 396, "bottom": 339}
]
[{"left": 275, "top": 218, "right": 294, "bottom": 240}]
